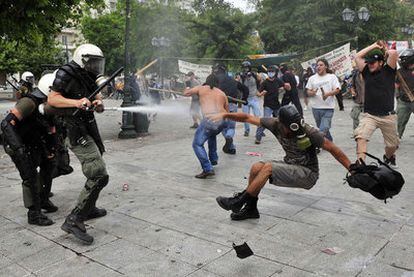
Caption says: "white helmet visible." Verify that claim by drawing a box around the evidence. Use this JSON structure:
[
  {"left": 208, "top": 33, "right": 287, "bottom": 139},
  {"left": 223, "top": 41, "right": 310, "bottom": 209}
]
[
  {"left": 37, "top": 72, "right": 56, "bottom": 96},
  {"left": 21, "top": 71, "right": 35, "bottom": 84},
  {"left": 73, "top": 43, "right": 105, "bottom": 75}
]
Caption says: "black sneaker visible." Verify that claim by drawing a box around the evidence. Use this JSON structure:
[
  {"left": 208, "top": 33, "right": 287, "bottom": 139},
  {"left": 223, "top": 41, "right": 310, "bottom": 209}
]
[
  {"left": 255, "top": 139, "right": 261, "bottom": 145},
  {"left": 190, "top": 123, "right": 199, "bottom": 129},
  {"left": 222, "top": 138, "right": 236, "bottom": 155},
  {"left": 211, "top": 161, "right": 218, "bottom": 166},
  {"left": 28, "top": 210, "right": 54, "bottom": 226},
  {"left": 383, "top": 155, "right": 397, "bottom": 168},
  {"left": 230, "top": 197, "right": 260, "bottom": 221},
  {"left": 244, "top": 131, "right": 249, "bottom": 137},
  {"left": 195, "top": 171, "right": 215, "bottom": 179},
  {"left": 41, "top": 200, "right": 58, "bottom": 213},
  {"left": 85, "top": 207, "right": 107, "bottom": 221},
  {"left": 61, "top": 214, "right": 93, "bottom": 245}
]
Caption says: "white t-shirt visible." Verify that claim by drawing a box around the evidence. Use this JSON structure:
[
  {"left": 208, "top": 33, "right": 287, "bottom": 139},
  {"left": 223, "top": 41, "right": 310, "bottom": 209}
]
[{"left": 306, "top": 73, "right": 340, "bottom": 109}]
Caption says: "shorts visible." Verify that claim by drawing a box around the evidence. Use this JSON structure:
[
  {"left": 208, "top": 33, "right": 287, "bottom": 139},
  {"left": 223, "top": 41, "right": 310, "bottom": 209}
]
[
  {"left": 263, "top": 160, "right": 318, "bottom": 190},
  {"left": 354, "top": 113, "right": 400, "bottom": 147}
]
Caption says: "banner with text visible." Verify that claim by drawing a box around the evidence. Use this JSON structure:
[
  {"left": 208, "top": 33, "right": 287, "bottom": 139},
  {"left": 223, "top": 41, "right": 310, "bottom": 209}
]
[
  {"left": 301, "top": 43, "right": 352, "bottom": 78},
  {"left": 178, "top": 60, "right": 211, "bottom": 81}
]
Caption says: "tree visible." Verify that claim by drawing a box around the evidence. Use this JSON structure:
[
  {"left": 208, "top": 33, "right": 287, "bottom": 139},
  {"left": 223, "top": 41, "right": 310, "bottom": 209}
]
[
  {"left": 257, "top": 0, "right": 414, "bottom": 56},
  {"left": 81, "top": 10, "right": 125, "bottom": 74},
  {"left": 0, "top": 0, "right": 103, "bottom": 41}
]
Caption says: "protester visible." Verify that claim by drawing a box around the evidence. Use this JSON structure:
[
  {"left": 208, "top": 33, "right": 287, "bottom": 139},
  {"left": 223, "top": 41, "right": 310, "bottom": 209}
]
[
  {"left": 241, "top": 61, "right": 261, "bottom": 137},
  {"left": 185, "top": 71, "right": 202, "bottom": 129},
  {"left": 184, "top": 74, "right": 229, "bottom": 179},
  {"left": 214, "top": 63, "right": 249, "bottom": 154},
  {"left": 354, "top": 41, "right": 399, "bottom": 166},
  {"left": 306, "top": 58, "right": 341, "bottom": 143},
  {"left": 301, "top": 67, "right": 314, "bottom": 111},
  {"left": 280, "top": 64, "right": 303, "bottom": 115},
  {"left": 255, "top": 65, "right": 289, "bottom": 144},
  {"left": 396, "top": 49, "right": 414, "bottom": 139},
  {"left": 350, "top": 66, "right": 365, "bottom": 130},
  {"left": 208, "top": 105, "right": 351, "bottom": 220}
]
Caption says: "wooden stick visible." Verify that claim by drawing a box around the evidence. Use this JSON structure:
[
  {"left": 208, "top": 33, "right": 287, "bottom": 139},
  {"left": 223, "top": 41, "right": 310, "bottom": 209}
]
[{"left": 136, "top": 59, "right": 158, "bottom": 75}]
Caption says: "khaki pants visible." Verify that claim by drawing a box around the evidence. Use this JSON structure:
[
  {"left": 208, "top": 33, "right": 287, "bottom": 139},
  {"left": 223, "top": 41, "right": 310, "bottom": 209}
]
[
  {"left": 354, "top": 113, "right": 400, "bottom": 147},
  {"left": 67, "top": 135, "right": 108, "bottom": 213},
  {"left": 397, "top": 99, "right": 414, "bottom": 138}
]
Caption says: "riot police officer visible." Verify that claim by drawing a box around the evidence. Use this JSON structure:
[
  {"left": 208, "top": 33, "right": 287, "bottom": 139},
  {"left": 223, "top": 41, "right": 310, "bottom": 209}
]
[
  {"left": 48, "top": 44, "right": 108, "bottom": 245},
  {"left": 17, "top": 71, "right": 35, "bottom": 99},
  {"left": 1, "top": 73, "right": 58, "bottom": 226}
]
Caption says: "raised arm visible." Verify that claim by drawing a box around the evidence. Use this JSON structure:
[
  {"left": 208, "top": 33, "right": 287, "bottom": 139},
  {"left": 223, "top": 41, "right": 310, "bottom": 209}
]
[
  {"left": 355, "top": 41, "right": 383, "bottom": 72},
  {"left": 321, "top": 138, "right": 351, "bottom": 171},
  {"left": 183, "top": 85, "right": 200, "bottom": 97}
]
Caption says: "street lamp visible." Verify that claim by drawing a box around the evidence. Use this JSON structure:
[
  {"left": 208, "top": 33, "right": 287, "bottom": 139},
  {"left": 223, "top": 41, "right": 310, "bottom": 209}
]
[
  {"left": 342, "top": 7, "right": 370, "bottom": 50},
  {"left": 151, "top": 36, "right": 170, "bottom": 88},
  {"left": 118, "top": 0, "right": 137, "bottom": 139}
]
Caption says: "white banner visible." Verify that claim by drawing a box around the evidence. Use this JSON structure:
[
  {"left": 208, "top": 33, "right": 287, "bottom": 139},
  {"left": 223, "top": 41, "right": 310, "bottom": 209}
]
[
  {"left": 301, "top": 43, "right": 352, "bottom": 78},
  {"left": 387, "top": 41, "right": 409, "bottom": 53},
  {"left": 178, "top": 60, "right": 211, "bottom": 81}
]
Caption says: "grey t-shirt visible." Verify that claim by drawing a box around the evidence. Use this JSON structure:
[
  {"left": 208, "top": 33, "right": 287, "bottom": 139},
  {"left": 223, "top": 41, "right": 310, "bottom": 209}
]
[
  {"left": 190, "top": 79, "right": 201, "bottom": 101},
  {"left": 260, "top": 118, "right": 325, "bottom": 172},
  {"left": 244, "top": 76, "right": 258, "bottom": 98}
]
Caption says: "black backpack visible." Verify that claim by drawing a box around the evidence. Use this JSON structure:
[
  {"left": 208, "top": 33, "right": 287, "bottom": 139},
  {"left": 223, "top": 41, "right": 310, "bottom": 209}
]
[{"left": 345, "top": 153, "right": 404, "bottom": 203}]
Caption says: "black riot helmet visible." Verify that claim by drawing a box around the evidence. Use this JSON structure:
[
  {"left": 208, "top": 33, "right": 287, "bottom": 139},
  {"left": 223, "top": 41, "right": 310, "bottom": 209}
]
[
  {"left": 278, "top": 105, "right": 311, "bottom": 150},
  {"left": 279, "top": 63, "right": 288, "bottom": 74},
  {"left": 242, "top": 61, "right": 252, "bottom": 72},
  {"left": 399, "top": 49, "right": 414, "bottom": 68},
  {"left": 213, "top": 63, "right": 227, "bottom": 74}
]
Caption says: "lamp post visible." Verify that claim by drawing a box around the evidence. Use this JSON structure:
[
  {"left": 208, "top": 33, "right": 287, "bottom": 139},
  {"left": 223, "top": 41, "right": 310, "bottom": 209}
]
[
  {"left": 118, "top": 0, "right": 138, "bottom": 139},
  {"left": 342, "top": 7, "right": 370, "bottom": 50},
  {"left": 151, "top": 36, "right": 170, "bottom": 88}
]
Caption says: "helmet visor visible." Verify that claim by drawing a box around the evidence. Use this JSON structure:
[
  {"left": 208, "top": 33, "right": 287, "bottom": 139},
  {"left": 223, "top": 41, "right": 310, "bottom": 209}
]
[{"left": 84, "top": 56, "right": 105, "bottom": 76}]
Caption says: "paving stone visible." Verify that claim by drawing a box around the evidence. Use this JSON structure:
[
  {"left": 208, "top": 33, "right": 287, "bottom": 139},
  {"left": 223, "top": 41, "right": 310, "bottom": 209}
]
[
  {"left": 359, "top": 261, "right": 414, "bottom": 277},
  {"left": 375, "top": 240, "right": 414, "bottom": 272},
  {"left": 0, "top": 263, "right": 30, "bottom": 277}
]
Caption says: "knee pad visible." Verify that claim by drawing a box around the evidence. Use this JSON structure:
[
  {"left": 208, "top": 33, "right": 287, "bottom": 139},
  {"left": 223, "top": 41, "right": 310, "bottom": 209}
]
[{"left": 95, "top": 174, "right": 109, "bottom": 190}]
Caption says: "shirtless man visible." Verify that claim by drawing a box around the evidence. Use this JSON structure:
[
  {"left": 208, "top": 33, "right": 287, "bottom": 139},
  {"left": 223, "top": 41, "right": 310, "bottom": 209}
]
[{"left": 184, "top": 74, "right": 229, "bottom": 178}]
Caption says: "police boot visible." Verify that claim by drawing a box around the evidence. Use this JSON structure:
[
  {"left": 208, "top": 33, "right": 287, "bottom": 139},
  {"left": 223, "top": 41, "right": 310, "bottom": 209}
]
[
  {"left": 27, "top": 210, "right": 54, "bottom": 226},
  {"left": 216, "top": 190, "right": 251, "bottom": 213},
  {"left": 222, "top": 138, "right": 236, "bottom": 155},
  {"left": 230, "top": 196, "right": 260, "bottom": 221},
  {"left": 85, "top": 207, "right": 107, "bottom": 221},
  {"left": 61, "top": 211, "right": 93, "bottom": 245},
  {"left": 41, "top": 199, "right": 58, "bottom": 213}
]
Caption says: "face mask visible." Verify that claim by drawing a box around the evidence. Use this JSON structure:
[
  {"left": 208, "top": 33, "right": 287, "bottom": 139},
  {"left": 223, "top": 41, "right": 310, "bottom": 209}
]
[{"left": 268, "top": 72, "right": 275, "bottom": 78}]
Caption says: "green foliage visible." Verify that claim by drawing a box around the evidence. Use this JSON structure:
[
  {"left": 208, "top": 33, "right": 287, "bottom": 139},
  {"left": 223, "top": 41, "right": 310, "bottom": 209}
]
[
  {"left": 257, "top": 0, "right": 414, "bottom": 56},
  {"left": 81, "top": 10, "right": 125, "bottom": 73},
  {"left": 0, "top": 34, "right": 64, "bottom": 76},
  {"left": 0, "top": 0, "right": 103, "bottom": 41}
]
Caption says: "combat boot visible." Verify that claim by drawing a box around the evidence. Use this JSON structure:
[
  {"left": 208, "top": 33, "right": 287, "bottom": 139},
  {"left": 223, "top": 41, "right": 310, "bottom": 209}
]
[
  {"left": 216, "top": 190, "right": 252, "bottom": 213},
  {"left": 230, "top": 196, "right": 260, "bottom": 221},
  {"left": 61, "top": 213, "right": 93, "bottom": 245},
  {"left": 85, "top": 207, "right": 107, "bottom": 221},
  {"left": 41, "top": 199, "right": 58, "bottom": 213},
  {"left": 27, "top": 210, "right": 54, "bottom": 226}
]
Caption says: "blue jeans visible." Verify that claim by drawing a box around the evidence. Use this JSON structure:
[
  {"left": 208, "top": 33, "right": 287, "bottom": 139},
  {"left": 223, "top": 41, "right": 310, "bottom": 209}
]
[
  {"left": 256, "top": 106, "right": 279, "bottom": 141},
  {"left": 221, "top": 103, "right": 237, "bottom": 150},
  {"left": 242, "top": 97, "right": 261, "bottom": 135},
  {"left": 312, "top": 108, "right": 334, "bottom": 141},
  {"left": 192, "top": 119, "right": 226, "bottom": 172}
]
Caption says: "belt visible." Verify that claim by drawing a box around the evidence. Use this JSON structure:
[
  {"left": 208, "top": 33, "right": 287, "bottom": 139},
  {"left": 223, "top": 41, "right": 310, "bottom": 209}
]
[{"left": 368, "top": 111, "right": 396, "bottom": 116}]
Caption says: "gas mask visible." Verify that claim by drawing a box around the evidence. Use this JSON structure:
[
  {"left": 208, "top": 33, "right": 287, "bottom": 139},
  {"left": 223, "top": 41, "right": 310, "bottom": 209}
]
[
  {"left": 288, "top": 119, "right": 312, "bottom": 150},
  {"left": 279, "top": 105, "right": 312, "bottom": 150}
]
